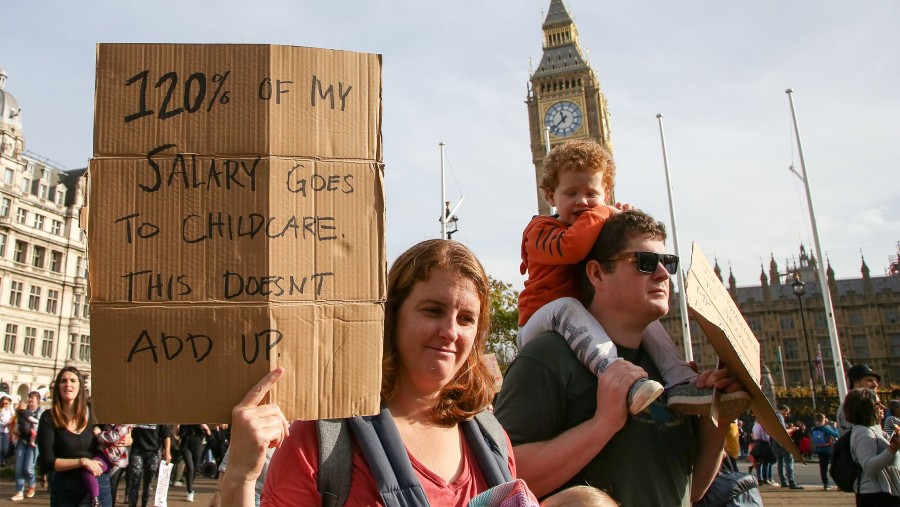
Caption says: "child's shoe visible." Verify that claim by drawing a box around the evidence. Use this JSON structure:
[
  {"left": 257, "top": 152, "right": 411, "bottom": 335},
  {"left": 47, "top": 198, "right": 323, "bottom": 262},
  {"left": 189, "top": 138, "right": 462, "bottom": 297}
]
[
  {"left": 627, "top": 378, "right": 665, "bottom": 415},
  {"left": 667, "top": 384, "right": 751, "bottom": 416},
  {"left": 10, "top": 491, "right": 24, "bottom": 501},
  {"left": 186, "top": 491, "right": 195, "bottom": 502},
  {"left": 25, "top": 488, "right": 35, "bottom": 498}
]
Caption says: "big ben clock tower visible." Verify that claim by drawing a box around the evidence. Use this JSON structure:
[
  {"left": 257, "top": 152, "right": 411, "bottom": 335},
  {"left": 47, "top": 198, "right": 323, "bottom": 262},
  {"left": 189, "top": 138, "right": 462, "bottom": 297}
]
[{"left": 526, "top": 0, "right": 614, "bottom": 215}]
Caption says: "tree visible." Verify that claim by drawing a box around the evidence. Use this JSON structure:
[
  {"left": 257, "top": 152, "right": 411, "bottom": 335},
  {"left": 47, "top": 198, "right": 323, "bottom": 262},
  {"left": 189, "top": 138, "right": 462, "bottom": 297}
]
[{"left": 487, "top": 277, "right": 520, "bottom": 372}]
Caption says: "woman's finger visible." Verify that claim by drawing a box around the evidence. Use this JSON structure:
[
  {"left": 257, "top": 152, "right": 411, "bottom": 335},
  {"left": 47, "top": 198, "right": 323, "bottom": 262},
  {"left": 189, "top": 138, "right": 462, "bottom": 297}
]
[{"left": 236, "top": 367, "right": 284, "bottom": 409}]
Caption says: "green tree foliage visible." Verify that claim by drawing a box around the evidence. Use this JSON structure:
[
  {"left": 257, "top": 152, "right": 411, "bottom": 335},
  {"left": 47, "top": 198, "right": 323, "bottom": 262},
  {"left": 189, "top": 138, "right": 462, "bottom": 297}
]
[{"left": 487, "top": 277, "right": 520, "bottom": 372}]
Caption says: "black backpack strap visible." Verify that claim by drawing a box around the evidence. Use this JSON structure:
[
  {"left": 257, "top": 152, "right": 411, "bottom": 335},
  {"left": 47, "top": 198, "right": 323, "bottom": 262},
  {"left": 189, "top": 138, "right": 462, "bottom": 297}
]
[
  {"left": 348, "top": 407, "right": 430, "bottom": 507},
  {"left": 465, "top": 411, "right": 513, "bottom": 486},
  {"left": 317, "top": 419, "right": 352, "bottom": 507}
]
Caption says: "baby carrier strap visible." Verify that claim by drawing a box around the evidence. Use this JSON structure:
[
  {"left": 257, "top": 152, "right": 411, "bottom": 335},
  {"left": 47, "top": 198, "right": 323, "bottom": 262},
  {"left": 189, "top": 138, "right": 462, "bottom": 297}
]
[
  {"left": 348, "top": 407, "right": 431, "bottom": 507},
  {"left": 317, "top": 408, "right": 513, "bottom": 507},
  {"left": 465, "top": 411, "right": 513, "bottom": 485},
  {"left": 316, "top": 418, "right": 352, "bottom": 507}
]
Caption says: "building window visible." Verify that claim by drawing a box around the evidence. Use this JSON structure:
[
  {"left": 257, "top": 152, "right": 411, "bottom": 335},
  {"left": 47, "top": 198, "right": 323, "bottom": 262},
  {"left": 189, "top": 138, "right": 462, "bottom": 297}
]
[
  {"left": 33, "top": 214, "right": 44, "bottom": 230},
  {"left": 38, "top": 184, "right": 48, "bottom": 200},
  {"left": 78, "top": 335, "right": 90, "bottom": 362},
  {"left": 23, "top": 327, "right": 36, "bottom": 356},
  {"left": 54, "top": 189, "right": 65, "bottom": 205},
  {"left": 0, "top": 233, "right": 6, "bottom": 258},
  {"left": 848, "top": 310, "right": 864, "bottom": 326},
  {"left": 13, "top": 240, "right": 26, "bottom": 263},
  {"left": 852, "top": 334, "right": 869, "bottom": 357},
  {"left": 0, "top": 197, "right": 9, "bottom": 217},
  {"left": 41, "top": 330, "right": 54, "bottom": 358},
  {"left": 813, "top": 313, "right": 827, "bottom": 328},
  {"left": 818, "top": 338, "right": 832, "bottom": 359},
  {"left": 20, "top": 178, "right": 30, "bottom": 194},
  {"left": 50, "top": 220, "right": 62, "bottom": 235},
  {"left": 746, "top": 317, "right": 762, "bottom": 332},
  {"left": 46, "top": 290, "right": 59, "bottom": 314},
  {"left": 72, "top": 294, "right": 81, "bottom": 318},
  {"left": 75, "top": 256, "right": 88, "bottom": 278},
  {"left": 16, "top": 208, "right": 27, "bottom": 224},
  {"left": 3, "top": 168, "right": 13, "bottom": 185},
  {"left": 28, "top": 286, "right": 41, "bottom": 311},
  {"left": 3, "top": 324, "right": 17, "bottom": 353},
  {"left": 68, "top": 333, "right": 77, "bottom": 360},
  {"left": 50, "top": 251, "right": 63, "bottom": 272},
  {"left": 883, "top": 308, "right": 899, "bottom": 325},
  {"left": 780, "top": 315, "right": 795, "bottom": 330},
  {"left": 32, "top": 246, "right": 45, "bottom": 268},
  {"left": 9, "top": 281, "right": 23, "bottom": 307},
  {"left": 783, "top": 339, "right": 799, "bottom": 360}
]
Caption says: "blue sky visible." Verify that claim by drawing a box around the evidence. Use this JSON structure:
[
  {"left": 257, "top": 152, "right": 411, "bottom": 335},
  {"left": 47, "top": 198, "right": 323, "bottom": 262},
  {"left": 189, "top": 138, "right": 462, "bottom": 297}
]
[{"left": 3, "top": 0, "right": 898, "bottom": 288}]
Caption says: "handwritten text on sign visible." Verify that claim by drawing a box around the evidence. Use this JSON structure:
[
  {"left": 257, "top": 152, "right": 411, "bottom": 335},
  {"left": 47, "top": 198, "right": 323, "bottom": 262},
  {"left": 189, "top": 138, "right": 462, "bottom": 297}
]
[{"left": 89, "top": 44, "right": 384, "bottom": 423}]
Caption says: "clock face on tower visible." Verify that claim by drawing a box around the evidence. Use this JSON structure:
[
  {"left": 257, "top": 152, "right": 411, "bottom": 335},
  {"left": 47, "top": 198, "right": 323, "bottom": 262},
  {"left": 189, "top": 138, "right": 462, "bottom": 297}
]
[{"left": 544, "top": 101, "right": 583, "bottom": 137}]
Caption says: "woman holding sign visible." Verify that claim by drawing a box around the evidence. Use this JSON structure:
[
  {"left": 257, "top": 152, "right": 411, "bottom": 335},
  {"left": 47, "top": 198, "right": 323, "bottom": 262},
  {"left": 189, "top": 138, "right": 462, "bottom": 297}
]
[
  {"left": 37, "top": 367, "right": 112, "bottom": 507},
  {"left": 221, "top": 239, "right": 521, "bottom": 506}
]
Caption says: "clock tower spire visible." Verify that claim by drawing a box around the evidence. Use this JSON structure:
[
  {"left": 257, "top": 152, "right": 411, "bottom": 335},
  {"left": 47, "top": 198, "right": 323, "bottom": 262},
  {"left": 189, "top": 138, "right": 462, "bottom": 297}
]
[{"left": 526, "top": 0, "right": 614, "bottom": 214}]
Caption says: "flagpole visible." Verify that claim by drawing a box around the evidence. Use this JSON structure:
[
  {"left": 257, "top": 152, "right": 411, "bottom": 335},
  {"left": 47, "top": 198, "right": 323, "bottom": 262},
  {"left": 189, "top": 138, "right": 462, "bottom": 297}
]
[
  {"left": 778, "top": 346, "right": 787, "bottom": 388},
  {"left": 656, "top": 114, "right": 692, "bottom": 361},
  {"left": 786, "top": 89, "right": 848, "bottom": 399},
  {"left": 439, "top": 142, "right": 447, "bottom": 239}
]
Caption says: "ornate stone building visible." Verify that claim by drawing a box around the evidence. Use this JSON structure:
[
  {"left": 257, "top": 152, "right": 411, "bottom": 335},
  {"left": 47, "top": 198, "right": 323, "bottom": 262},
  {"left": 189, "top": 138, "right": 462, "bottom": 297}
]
[
  {"left": 526, "top": 0, "right": 614, "bottom": 215},
  {"left": 0, "top": 69, "right": 91, "bottom": 401},
  {"left": 660, "top": 246, "right": 900, "bottom": 388}
]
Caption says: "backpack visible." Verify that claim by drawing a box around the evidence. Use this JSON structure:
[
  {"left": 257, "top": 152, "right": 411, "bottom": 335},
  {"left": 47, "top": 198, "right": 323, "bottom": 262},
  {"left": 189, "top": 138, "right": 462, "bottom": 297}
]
[
  {"left": 829, "top": 429, "right": 862, "bottom": 493},
  {"left": 316, "top": 407, "right": 513, "bottom": 507},
  {"left": 811, "top": 426, "right": 832, "bottom": 449}
]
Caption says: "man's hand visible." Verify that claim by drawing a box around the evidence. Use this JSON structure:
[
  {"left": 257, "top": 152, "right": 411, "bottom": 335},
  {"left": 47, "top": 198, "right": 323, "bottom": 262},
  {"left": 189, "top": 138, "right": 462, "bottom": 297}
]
[
  {"left": 694, "top": 367, "right": 748, "bottom": 420},
  {"left": 593, "top": 360, "right": 648, "bottom": 431}
]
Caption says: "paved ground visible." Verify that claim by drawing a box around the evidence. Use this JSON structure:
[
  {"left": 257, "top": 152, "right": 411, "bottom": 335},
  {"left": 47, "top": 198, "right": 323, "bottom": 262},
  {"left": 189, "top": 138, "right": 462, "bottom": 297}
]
[
  {"left": 1, "top": 458, "right": 855, "bottom": 506},
  {"left": 0, "top": 475, "right": 218, "bottom": 506}
]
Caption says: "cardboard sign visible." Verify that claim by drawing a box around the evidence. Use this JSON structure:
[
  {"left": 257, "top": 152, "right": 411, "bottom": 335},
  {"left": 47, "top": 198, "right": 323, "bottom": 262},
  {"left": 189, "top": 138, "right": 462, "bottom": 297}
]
[
  {"left": 87, "top": 44, "right": 385, "bottom": 423},
  {"left": 685, "top": 243, "right": 802, "bottom": 461},
  {"left": 483, "top": 353, "right": 503, "bottom": 393}
]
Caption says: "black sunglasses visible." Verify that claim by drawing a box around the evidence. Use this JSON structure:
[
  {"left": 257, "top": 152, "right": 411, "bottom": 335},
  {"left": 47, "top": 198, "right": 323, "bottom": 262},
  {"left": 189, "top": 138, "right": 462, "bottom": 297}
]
[{"left": 603, "top": 251, "right": 679, "bottom": 275}]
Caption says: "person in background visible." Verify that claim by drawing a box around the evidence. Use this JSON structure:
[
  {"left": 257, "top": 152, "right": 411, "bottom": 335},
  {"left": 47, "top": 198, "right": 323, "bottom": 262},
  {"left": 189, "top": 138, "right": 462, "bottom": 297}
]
[
  {"left": 838, "top": 365, "right": 881, "bottom": 436},
  {"left": 844, "top": 388, "right": 900, "bottom": 506},
  {"left": 738, "top": 419, "right": 751, "bottom": 458},
  {"left": 178, "top": 424, "right": 211, "bottom": 502},
  {"left": 0, "top": 396, "right": 13, "bottom": 467},
  {"left": 126, "top": 424, "right": 171, "bottom": 507},
  {"left": 95, "top": 424, "right": 132, "bottom": 506},
  {"left": 773, "top": 404, "right": 803, "bottom": 489},
  {"left": 11, "top": 391, "right": 42, "bottom": 501},
  {"left": 37, "top": 367, "right": 111, "bottom": 507},
  {"left": 750, "top": 419, "right": 775, "bottom": 486},
  {"left": 810, "top": 413, "right": 840, "bottom": 490},
  {"left": 724, "top": 420, "right": 741, "bottom": 472}
]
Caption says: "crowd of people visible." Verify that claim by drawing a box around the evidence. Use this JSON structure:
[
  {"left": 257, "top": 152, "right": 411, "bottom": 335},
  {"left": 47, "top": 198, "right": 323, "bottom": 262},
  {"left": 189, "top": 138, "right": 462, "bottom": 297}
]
[
  {"left": 742, "top": 364, "right": 900, "bottom": 505},
  {"left": 1, "top": 138, "right": 897, "bottom": 506}
]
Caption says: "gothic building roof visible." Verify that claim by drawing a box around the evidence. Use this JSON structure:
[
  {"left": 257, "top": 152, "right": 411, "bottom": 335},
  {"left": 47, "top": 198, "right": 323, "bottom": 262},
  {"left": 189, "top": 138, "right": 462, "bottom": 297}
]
[{"left": 533, "top": 0, "right": 590, "bottom": 79}]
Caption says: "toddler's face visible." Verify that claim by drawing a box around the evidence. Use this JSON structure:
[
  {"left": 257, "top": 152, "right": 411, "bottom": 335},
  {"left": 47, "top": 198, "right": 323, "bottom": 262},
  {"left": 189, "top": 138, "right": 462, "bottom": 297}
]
[{"left": 548, "top": 169, "right": 606, "bottom": 225}]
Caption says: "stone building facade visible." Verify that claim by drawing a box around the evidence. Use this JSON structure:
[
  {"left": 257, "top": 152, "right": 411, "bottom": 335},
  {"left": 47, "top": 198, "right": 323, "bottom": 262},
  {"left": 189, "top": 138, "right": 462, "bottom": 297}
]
[
  {"left": 0, "top": 69, "right": 91, "bottom": 401},
  {"left": 661, "top": 246, "right": 900, "bottom": 388}
]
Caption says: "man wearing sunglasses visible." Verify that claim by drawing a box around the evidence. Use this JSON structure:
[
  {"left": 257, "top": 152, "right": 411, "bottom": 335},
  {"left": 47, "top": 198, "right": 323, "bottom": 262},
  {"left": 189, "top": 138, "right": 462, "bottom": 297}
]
[{"left": 497, "top": 209, "right": 749, "bottom": 505}]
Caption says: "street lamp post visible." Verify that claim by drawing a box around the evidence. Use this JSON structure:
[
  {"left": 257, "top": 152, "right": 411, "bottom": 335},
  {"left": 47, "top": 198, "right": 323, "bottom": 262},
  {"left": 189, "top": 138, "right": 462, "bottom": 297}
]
[{"left": 791, "top": 276, "right": 817, "bottom": 410}]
